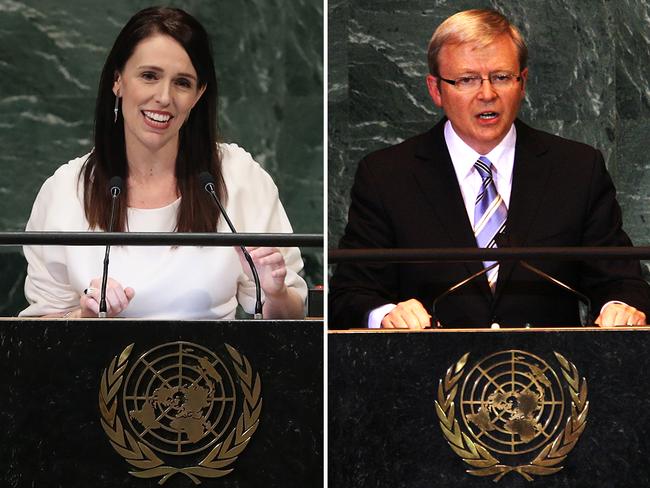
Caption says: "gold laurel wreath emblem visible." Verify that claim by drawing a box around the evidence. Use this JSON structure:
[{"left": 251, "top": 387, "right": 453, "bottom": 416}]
[
  {"left": 98, "top": 343, "right": 262, "bottom": 485},
  {"left": 434, "top": 352, "right": 588, "bottom": 482}
]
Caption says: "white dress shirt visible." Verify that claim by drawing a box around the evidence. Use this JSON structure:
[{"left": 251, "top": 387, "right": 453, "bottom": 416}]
[
  {"left": 21, "top": 143, "right": 307, "bottom": 319},
  {"left": 367, "top": 121, "right": 517, "bottom": 328},
  {"left": 368, "top": 121, "right": 618, "bottom": 327}
]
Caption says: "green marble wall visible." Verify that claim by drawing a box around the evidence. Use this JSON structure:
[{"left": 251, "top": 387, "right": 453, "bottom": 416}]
[
  {"left": 0, "top": 0, "right": 323, "bottom": 315},
  {"left": 328, "top": 0, "right": 650, "bottom": 278}
]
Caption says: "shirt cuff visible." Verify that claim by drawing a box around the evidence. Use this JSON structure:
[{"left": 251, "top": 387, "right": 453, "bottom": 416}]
[
  {"left": 368, "top": 303, "right": 397, "bottom": 328},
  {"left": 600, "top": 300, "right": 625, "bottom": 316}
]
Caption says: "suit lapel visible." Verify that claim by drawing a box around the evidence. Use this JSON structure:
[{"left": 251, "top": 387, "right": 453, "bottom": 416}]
[
  {"left": 411, "top": 121, "right": 492, "bottom": 300},
  {"left": 494, "top": 120, "right": 553, "bottom": 299}
]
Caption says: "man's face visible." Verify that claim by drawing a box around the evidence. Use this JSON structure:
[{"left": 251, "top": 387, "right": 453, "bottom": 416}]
[{"left": 426, "top": 34, "right": 528, "bottom": 154}]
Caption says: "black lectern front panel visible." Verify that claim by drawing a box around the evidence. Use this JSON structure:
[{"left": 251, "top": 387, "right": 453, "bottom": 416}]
[
  {"left": 0, "top": 319, "right": 322, "bottom": 488},
  {"left": 329, "top": 328, "right": 650, "bottom": 488}
]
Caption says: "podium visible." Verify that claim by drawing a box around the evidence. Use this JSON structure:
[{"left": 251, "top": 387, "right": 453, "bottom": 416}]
[
  {"left": 0, "top": 319, "right": 323, "bottom": 487},
  {"left": 329, "top": 327, "right": 650, "bottom": 487}
]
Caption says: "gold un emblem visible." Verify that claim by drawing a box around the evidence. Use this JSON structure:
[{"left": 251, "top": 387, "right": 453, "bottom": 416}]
[
  {"left": 99, "top": 342, "right": 262, "bottom": 484},
  {"left": 435, "top": 350, "right": 588, "bottom": 481}
]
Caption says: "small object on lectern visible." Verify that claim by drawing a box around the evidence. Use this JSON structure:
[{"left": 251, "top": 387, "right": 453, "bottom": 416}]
[{"left": 307, "top": 285, "right": 324, "bottom": 318}]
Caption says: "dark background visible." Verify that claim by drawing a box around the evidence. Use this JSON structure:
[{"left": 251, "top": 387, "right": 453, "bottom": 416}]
[
  {"left": 330, "top": 328, "right": 650, "bottom": 487},
  {"left": 328, "top": 0, "right": 650, "bottom": 267},
  {"left": 0, "top": 320, "right": 323, "bottom": 487}
]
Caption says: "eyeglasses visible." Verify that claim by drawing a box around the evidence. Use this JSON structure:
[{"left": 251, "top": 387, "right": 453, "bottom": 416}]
[{"left": 439, "top": 72, "right": 522, "bottom": 91}]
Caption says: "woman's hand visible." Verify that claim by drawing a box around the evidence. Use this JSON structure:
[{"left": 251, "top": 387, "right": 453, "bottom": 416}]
[
  {"left": 236, "top": 246, "right": 288, "bottom": 298},
  {"left": 235, "top": 246, "right": 304, "bottom": 319},
  {"left": 80, "top": 277, "right": 135, "bottom": 317}
]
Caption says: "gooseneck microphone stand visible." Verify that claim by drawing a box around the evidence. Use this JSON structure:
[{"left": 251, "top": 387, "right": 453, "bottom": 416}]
[
  {"left": 99, "top": 176, "right": 123, "bottom": 318},
  {"left": 199, "top": 172, "right": 263, "bottom": 319}
]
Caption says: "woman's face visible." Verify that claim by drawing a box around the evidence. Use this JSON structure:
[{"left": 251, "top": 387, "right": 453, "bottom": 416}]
[{"left": 113, "top": 34, "right": 205, "bottom": 156}]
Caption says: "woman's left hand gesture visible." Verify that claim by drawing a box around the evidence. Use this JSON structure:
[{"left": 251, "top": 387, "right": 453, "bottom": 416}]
[
  {"left": 236, "top": 246, "right": 288, "bottom": 297},
  {"left": 236, "top": 246, "right": 304, "bottom": 318}
]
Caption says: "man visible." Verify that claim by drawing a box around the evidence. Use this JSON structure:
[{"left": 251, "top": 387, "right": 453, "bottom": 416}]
[{"left": 329, "top": 9, "right": 650, "bottom": 329}]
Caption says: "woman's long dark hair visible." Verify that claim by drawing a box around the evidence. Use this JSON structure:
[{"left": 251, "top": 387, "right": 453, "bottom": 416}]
[{"left": 82, "top": 7, "right": 225, "bottom": 232}]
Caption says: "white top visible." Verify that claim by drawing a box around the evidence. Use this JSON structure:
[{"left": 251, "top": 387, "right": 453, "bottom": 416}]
[{"left": 20, "top": 143, "right": 307, "bottom": 319}]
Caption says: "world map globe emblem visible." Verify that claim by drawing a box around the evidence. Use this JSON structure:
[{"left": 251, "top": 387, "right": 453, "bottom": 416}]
[
  {"left": 459, "top": 350, "right": 565, "bottom": 455},
  {"left": 122, "top": 342, "right": 238, "bottom": 456}
]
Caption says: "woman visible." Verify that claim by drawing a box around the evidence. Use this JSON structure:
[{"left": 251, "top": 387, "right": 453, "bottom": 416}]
[{"left": 20, "top": 7, "right": 306, "bottom": 319}]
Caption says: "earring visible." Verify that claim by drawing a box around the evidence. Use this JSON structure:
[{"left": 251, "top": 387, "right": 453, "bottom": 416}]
[{"left": 113, "top": 95, "right": 120, "bottom": 123}]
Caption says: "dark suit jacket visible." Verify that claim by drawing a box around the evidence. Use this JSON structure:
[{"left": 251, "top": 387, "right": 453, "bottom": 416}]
[{"left": 329, "top": 119, "right": 650, "bottom": 329}]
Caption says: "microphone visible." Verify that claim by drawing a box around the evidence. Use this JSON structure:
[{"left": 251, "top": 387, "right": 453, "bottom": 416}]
[
  {"left": 98, "top": 176, "right": 123, "bottom": 318},
  {"left": 495, "top": 232, "right": 593, "bottom": 325},
  {"left": 199, "top": 171, "right": 263, "bottom": 319},
  {"left": 430, "top": 231, "right": 593, "bottom": 328},
  {"left": 431, "top": 262, "right": 499, "bottom": 328}
]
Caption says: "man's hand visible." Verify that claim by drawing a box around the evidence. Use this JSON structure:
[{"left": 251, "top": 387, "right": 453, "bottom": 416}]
[
  {"left": 596, "top": 302, "right": 646, "bottom": 327},
  {"left": 381, "top": 298, "right": 432, "bottom": 329}
]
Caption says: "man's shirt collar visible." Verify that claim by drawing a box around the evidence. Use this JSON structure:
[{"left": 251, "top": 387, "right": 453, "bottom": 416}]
[{"left": 444, "top": 120, "right": 517, "bottom": 183}]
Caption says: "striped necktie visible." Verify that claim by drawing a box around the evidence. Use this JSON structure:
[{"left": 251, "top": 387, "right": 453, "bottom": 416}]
[{"left": 473, "top": 156, "right": 507, "bottom": 291}]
